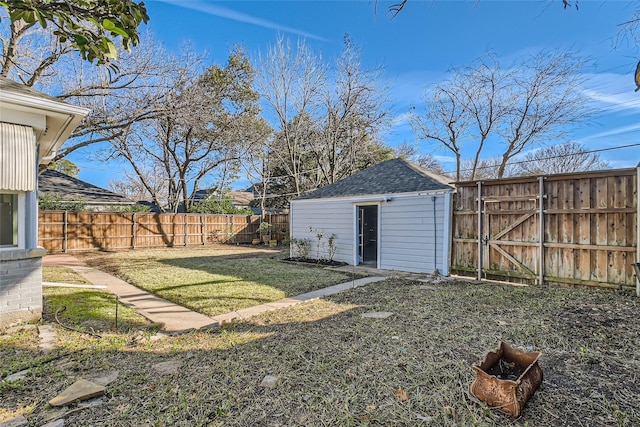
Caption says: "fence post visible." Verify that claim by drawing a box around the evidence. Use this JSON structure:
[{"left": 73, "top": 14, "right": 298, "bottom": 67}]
[
  {"left": 538, "top": 176, "right": 545, "bottom": 286},
  {"left": 132, "top": 212, "right": 136, "bottom": 249},
  {"left": 63, "top": 210, "right": 68, "bottom": 253},
  {"left": 636, "top": 163, "right": 639, "bottom": 297},
  {"left": 477, "top": 181, "right": 483, "bottom": 281},
  {"left": 184, "top": 213, "right": 188, "bottom": 246},
  {"left": 202, "top": 214, "right": 206, "bottom": 245}
]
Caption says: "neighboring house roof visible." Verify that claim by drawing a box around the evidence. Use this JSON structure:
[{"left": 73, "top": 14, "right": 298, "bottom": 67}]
[
  {"left": 38, "top": 169, "right": 134, "bottom": 205},
  {"left": 295, "top": 158, "right": 454, "bottom": 200},
  {"left": 192, "top": 188, "right": 215, "bottom": 202},
  {"left": 0, "top": 77, "right": 90, "bottom": 164}
]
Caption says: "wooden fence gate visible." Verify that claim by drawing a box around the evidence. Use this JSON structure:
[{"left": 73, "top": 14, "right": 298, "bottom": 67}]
[{"left": 451, "top": 167, "right": 639, "bottom": 291}]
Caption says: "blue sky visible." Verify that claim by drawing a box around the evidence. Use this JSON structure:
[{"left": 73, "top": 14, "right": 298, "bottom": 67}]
[{"left": 72, "top": 0, "right": 640, "bottom": 188}]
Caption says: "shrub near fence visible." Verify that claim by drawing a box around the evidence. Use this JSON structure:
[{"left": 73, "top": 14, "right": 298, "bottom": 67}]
[{"left": 38, "top": 211, "right": 290, "bottom": 253}]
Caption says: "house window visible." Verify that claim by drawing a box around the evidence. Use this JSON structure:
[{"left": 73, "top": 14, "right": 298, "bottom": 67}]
[{"left": 0, "top": 193, "right": 18, "bottom": 247}]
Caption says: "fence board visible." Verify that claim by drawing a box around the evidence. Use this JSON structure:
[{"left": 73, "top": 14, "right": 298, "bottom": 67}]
[
  {"left": 452, "top": 168, "right": 638, "bottom": 291},
  {"left": 39, "top": 212, "right": 289, "bottom": 253}
]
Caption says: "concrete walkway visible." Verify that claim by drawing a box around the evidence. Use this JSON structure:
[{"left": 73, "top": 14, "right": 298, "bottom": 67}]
[{"left": 43, "top": 254, "right": 386, "bottom": 333}]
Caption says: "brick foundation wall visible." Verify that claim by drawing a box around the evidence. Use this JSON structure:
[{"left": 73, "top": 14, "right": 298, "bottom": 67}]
[{"left": 0, "top": 248, "right": 46, "bottom": 329}]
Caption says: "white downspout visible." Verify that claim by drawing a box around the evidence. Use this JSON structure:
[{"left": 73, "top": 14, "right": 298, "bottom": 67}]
[{"left": 441, "top": 191, "right": 452, "bottom": 276}]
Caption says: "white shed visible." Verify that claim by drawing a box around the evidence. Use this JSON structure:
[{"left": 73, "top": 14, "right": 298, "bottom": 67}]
[{"left": 290, "top": 158, "right": 455, "bottom": 275}]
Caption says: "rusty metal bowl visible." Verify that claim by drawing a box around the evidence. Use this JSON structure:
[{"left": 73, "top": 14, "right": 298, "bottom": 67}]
[{"left": 470, "top": 341, "right": 543, "bottom": 417}]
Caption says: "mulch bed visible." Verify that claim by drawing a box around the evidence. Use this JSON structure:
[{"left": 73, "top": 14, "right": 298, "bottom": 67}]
[{"left": 281, "top": 257, "right": 348, "bottom": 267}]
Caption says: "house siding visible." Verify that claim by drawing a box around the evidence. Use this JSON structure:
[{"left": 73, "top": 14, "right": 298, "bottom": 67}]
[{"left": 0, "top": 250, "right": 44, "bottom": 328}]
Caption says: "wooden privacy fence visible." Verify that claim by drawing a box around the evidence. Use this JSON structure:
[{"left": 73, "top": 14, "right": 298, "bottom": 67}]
[
  {"left": 39, "top": 211, "right": 289, "bottom": 253},
  {"left": 451, "top": 167, "right": 639, "bottom": 291}
]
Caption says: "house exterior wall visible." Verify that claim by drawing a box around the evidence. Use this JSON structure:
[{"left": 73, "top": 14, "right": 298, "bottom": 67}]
[
  {"left": 290, "top": 191, "right": 453, "bottom": 274},
  {"left": 0, "top": 248, "right": 45, "bottom": 328},
  {"left": 1, "top": 78, "right": 89, "bottom": 329}
]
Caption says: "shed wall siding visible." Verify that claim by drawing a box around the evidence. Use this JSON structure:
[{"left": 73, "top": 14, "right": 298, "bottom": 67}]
[
  {"left": 290, "top": 200, "right": 354, "bottom": 263},
  {"left": 291, "top": 191, "right": 452, "bottom": 274},
  {"left": 379, "top": 194, "right": 448, "bottom": 274}
]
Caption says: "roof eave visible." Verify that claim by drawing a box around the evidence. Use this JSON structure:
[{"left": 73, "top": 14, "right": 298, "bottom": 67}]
[{"left": 0, "top": 87, "right": 90, "bottom": 164}]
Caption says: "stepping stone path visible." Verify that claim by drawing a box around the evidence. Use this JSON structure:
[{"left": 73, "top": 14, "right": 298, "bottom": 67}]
[
  {"left": 5, "top": 369, "right": 29, "bottom": 382},
  {"left": 152, "top": 359, "right": 182, "bottom": 375},
  {"left": 0, "top": 416, "right": 28, "bottom": 427},
  {"left": 38, "top": 325, "right": 57, "bottom": 352},
  {"left": 49, "top": 378, "right": 106, "bottom": 407},
  {"left": 260, "top": 375, "right": 278, "bottom": 388},
  {"left": 87, "top": 371, "right": 119, "bottom": 387},
  {"left": 361, "top": 311, "right": 395, "bottom": 319}
]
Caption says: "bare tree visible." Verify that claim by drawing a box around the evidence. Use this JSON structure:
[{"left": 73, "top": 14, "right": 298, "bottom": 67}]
[
  {"left": 1, "top": 16, "right": 188, "bottom": 164},
  {"left": 253, "top": 35, "right": 394, "bottom": 206},
  {"left": 108, "top": 48, "right": 269, "bottom": 213},
  {"left": 108, "top": 168, "right": 168, "bottom": 206},
  {"left": 458, "top": 157, "right": 503, "bottom": 180},
  {"left": 56, "top": 36, "right": 190, "bottom": 163},
  {"left": 411, "top": 50, "right": 590, "bottom": 180},
  {"left": 510, "top": 142, "right": 609, "bottom": 176},
  {"left": 395, "top": 143, "right": 446, "bottom": 175},
  {"left": 495, "top": 51, "right": 590, "bottom": 177},
  {"left": 255, "top": 36, "right": 326, "bottom": 198},
  {"left": 410, "top": 82, "right": 471, "bottom": 181},
  {"left": 315, "top": 34, "right": 391, "bottom": 184}
]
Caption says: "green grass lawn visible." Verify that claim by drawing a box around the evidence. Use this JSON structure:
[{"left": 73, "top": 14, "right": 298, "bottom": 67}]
[
  {"left": 0, "top": 285, "right": 150, "bottom": 382},
  {"left": 43, "top": 287, "right": 150, "bottom": 332},
  {"left": 2, "top": 278, "right": 638, "bottom": 426},
  {"left": 42, "top": 266, "right": 91, "bottom": 284},
  {"left": 79, "top": 246, "right": 356, "bottom": 316}
]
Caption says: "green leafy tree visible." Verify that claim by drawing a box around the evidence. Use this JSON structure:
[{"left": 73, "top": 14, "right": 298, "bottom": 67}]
[
  {"left": 189, "top": 197, "right": 253, "bottom": 215},
  {"left": 0, "top": 0, "right": 148, "bottom": 70},
  {"left": 38, "top": 193, "right": 86, "bottom": 211},
  {"left": 46, "top": 159, "right": 79, "bottom": 177}
]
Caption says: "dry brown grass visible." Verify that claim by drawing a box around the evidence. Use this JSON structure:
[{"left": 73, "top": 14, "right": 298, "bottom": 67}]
[{"left": 1, "top": 275, "right": 639, "bottom": 426}]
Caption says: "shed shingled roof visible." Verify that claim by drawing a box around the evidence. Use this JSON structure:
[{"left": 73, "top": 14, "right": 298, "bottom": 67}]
[
  {"left": 38, "top": 169, "right": 134, "bottom": 205},
  {"left": 295, "top": 158, "right": 453, "bottom": 200}
]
